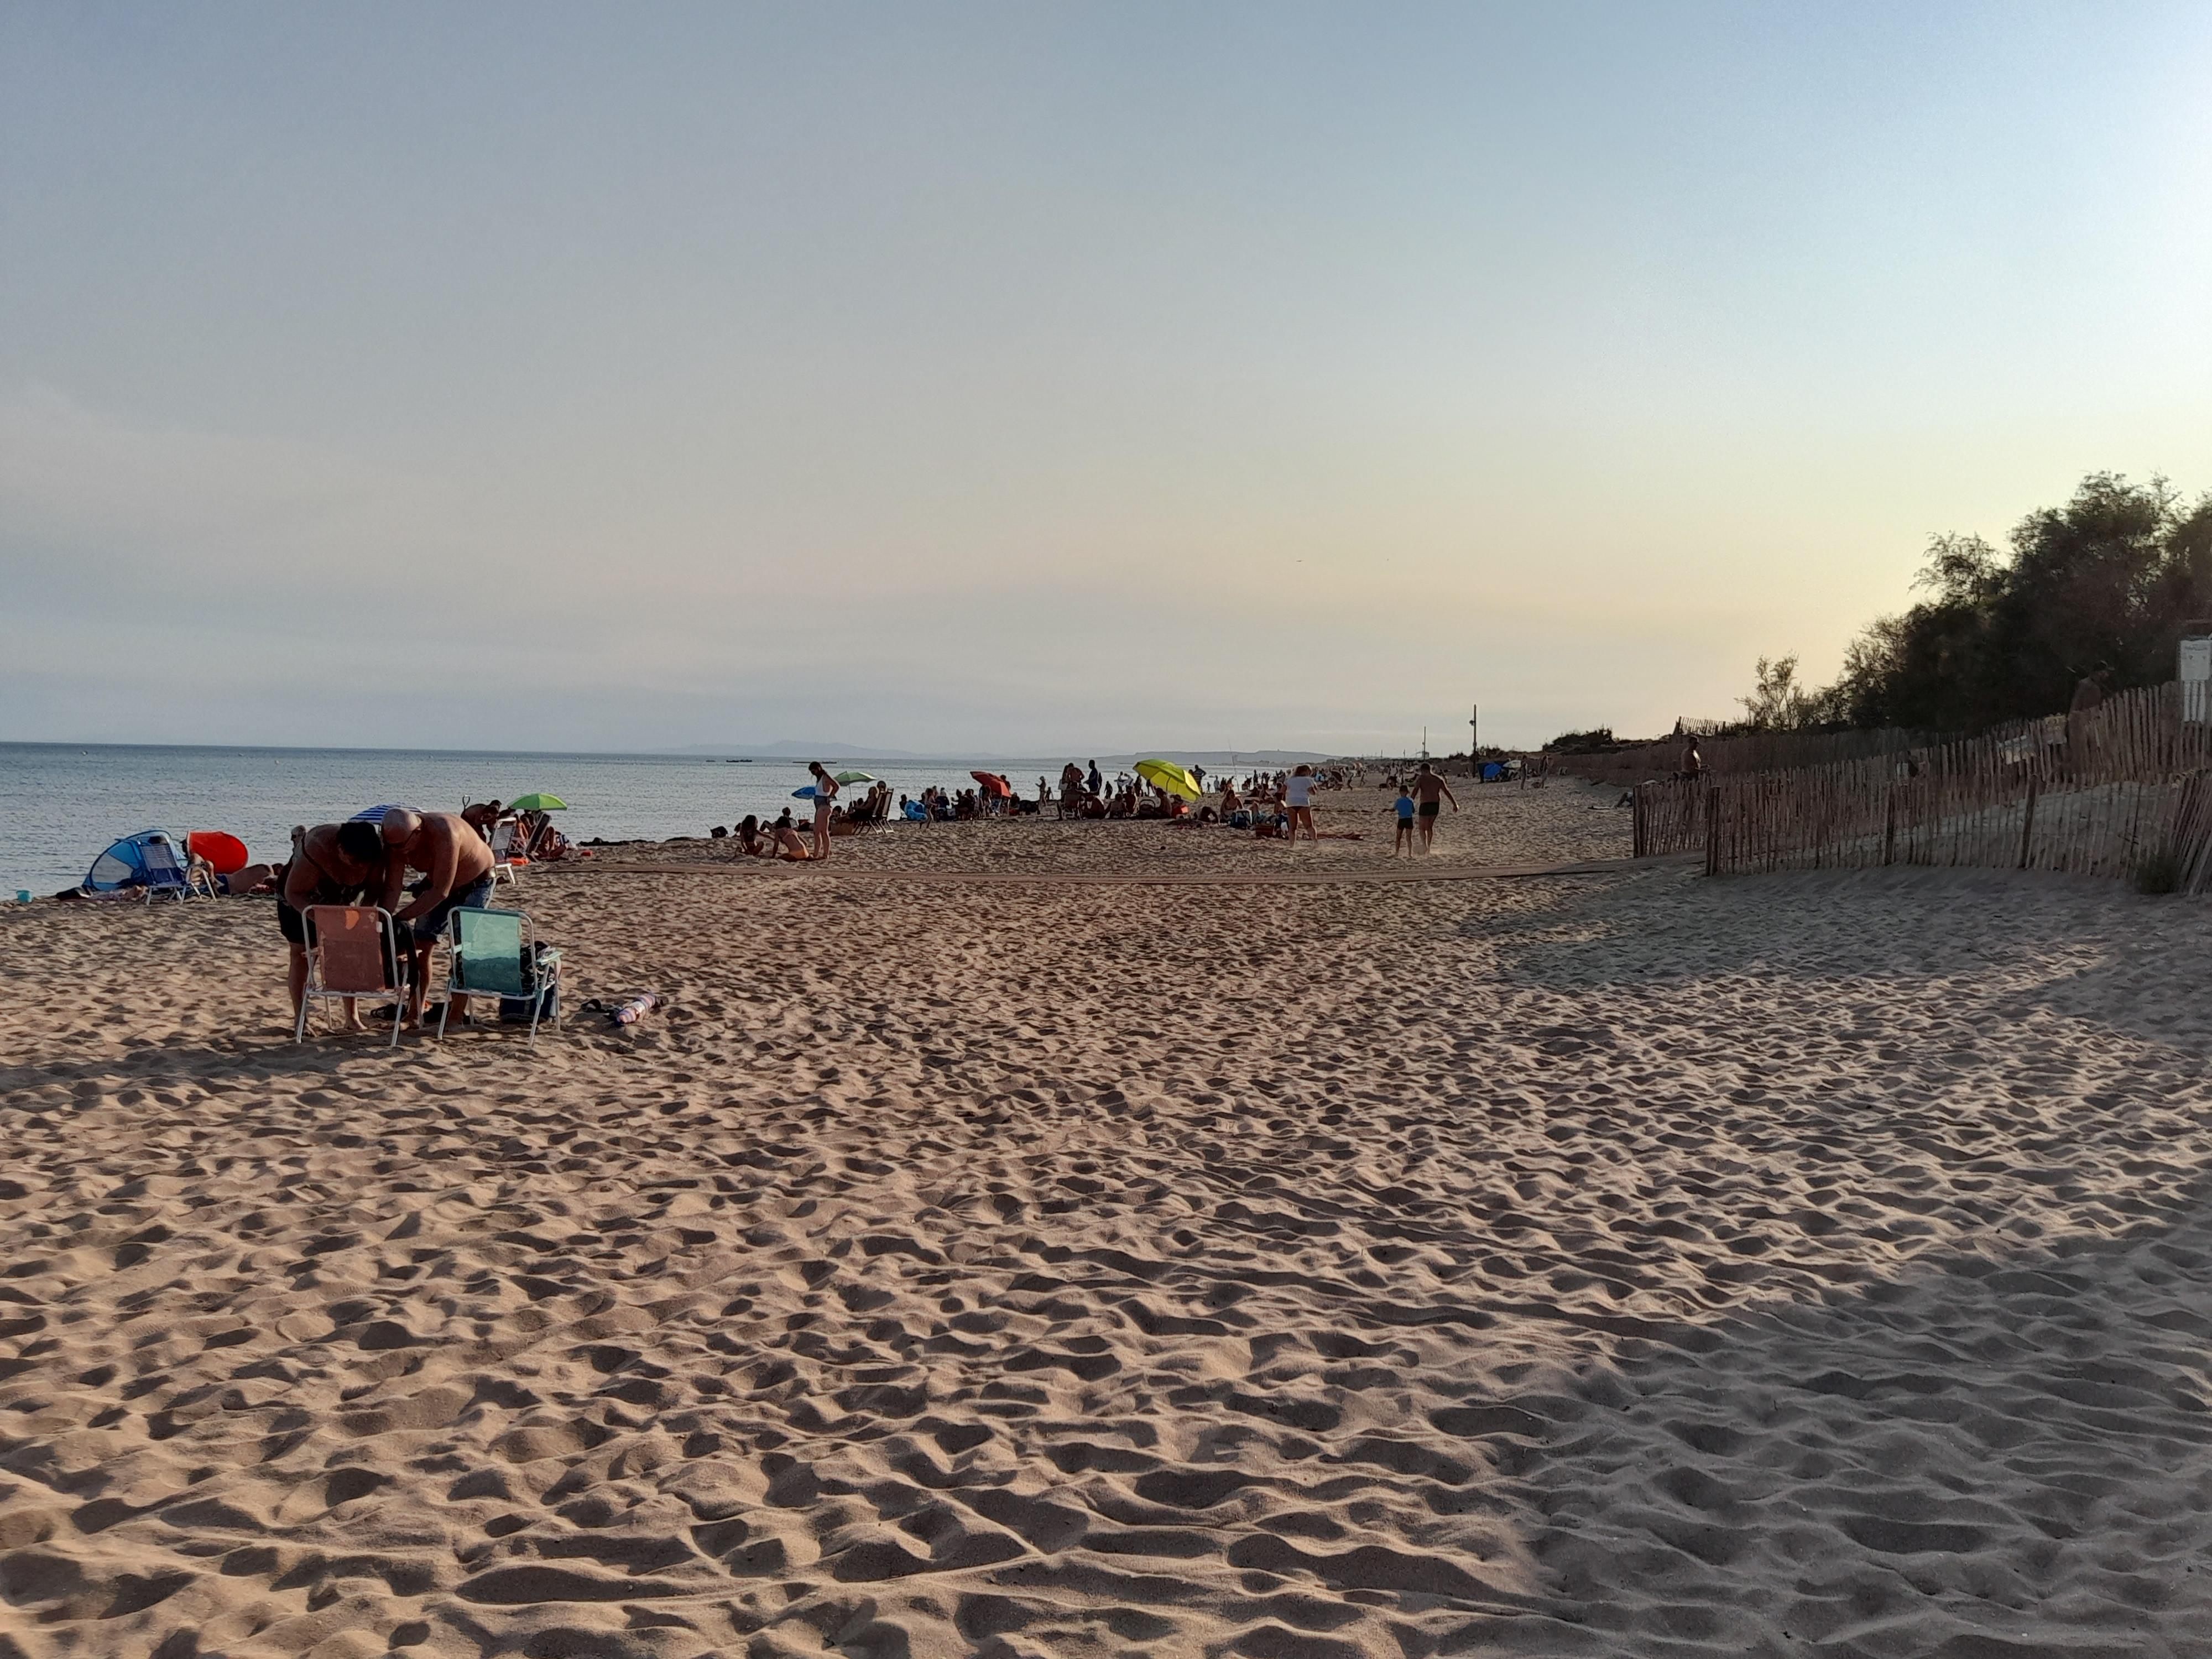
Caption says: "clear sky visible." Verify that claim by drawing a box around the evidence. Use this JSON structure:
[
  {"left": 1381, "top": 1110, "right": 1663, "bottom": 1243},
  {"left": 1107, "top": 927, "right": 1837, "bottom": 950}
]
[{"left": 4, "top": 3, "right": 2208, "bottom": 754}]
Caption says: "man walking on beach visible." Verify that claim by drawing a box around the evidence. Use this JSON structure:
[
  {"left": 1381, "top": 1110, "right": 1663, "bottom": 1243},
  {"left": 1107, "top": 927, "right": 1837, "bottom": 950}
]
[
  {"left": 374, "top": 809, "right": 497, "bottom": 1023},
  {"left": 1407, "top": 761, "right": 1458, "bottom": 853}
]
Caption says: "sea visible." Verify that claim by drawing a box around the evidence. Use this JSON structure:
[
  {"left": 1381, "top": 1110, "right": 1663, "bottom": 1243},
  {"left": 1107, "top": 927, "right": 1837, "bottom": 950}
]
[{"left": 0, "top": 744, "right": 1138, "bottom": 898}]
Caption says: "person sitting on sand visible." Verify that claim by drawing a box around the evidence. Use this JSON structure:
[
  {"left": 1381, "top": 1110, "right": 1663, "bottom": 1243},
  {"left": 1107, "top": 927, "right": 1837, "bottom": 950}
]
[
  {"left": 1219, "top": 781, "right": 1241, "bottom": 816},
  {"left": 373, "top": 809, "right": 498, "bottom": 1024},
  {"left": 734, "top": 815, "right": 769, "bottom": 856},
  {"left": 1391, "top": 785, "right": 1416, "bottom": 856},
  {"left": 770, "top": 812, "right": 812, "bottom": 859},
  {"left": 278, "top": 820, "right": 390, "bottom": 1027}
]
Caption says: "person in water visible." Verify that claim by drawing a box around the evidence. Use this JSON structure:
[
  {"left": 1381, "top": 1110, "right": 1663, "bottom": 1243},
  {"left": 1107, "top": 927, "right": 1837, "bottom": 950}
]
[
  {"left": 373, "top": 808, "right": 497, "bottom": 1024},
  {"left": 279, "top": 820, "right": 389, "bottom": 1027}
]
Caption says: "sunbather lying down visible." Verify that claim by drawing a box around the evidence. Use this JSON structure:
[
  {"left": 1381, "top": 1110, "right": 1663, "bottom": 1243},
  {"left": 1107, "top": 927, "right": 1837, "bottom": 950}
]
[{"left": 193, "top": 859, "right": 280, "bottom": 895}]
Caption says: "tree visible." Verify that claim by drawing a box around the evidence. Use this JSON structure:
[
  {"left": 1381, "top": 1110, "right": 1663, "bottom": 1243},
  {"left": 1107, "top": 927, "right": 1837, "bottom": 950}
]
[
  {"left": 1738, "top": 653, "right": 1829, "bottom": 730},
  {"left": 1807, "top": 473, "right": 2212, "bottom": 733}
]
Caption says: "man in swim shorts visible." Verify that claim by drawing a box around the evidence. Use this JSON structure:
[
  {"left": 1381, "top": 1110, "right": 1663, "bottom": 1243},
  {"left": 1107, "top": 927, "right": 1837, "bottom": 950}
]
[
  {"left": 374, "top": 809, "right": 498, "bottom": 1022},
  {"left": 1407, "top": 761, "right": 1458, "bottom": 853},
  {"left": 279, "top": 820, "right": 390, "bottom": 1027}
]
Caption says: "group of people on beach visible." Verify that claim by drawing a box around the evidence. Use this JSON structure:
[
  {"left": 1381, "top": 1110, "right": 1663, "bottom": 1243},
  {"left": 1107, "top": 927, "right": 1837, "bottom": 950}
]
[
  {"left": 704, "top": 757, "right": 1462, "bottom": 857},
  {"left": 277, "top": 807, "right": 503, "bottom": 1027},
  {"left": 714, "top": 765, "right": 894, "bottom": 863}
]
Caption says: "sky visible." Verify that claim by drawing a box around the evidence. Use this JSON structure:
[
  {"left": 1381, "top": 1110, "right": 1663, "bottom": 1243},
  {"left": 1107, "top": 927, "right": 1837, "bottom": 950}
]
[{"left": 3, "top": 2, "right": 2209, "bottom": 755}]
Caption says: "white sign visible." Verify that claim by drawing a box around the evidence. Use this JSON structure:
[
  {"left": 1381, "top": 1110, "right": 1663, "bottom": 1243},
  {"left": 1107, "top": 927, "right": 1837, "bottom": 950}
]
[{"left": 2184, "top": 636, "right": 2212, "bottom": 723}]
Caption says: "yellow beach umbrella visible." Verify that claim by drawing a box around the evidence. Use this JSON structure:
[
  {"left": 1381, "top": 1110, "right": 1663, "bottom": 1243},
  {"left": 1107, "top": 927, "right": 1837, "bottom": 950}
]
[{"left": 1134, "top": 758, "right": 1203, "bottom": 801}]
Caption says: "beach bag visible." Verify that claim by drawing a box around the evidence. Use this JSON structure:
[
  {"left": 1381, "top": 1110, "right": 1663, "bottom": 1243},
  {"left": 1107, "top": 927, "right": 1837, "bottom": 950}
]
[{"left": 500, "top": 943, "right": 560, "bottom": 1024}]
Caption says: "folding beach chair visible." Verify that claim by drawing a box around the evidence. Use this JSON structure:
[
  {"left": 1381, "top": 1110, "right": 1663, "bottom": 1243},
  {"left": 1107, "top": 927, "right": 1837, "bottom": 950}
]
[
  {"left": 139, "top": 834, "right": 194, "bottom": 905},
  {"left": 295, "top": 905, "right": 412, "bottom": 1048},
  {"left": 488, "top": 818, "right": 523, "bottom": 885},
  {"left": 438, "top": 906, "right": 561, "bottom": 1046}
]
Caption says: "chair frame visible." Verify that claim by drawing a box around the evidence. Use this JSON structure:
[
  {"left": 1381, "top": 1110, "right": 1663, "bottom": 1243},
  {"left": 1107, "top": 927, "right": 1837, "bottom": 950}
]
[
  {"left": 488, "top": 817, "right": 523, "bottom": 885},
  {"left": 139, "top": 835, "right": 194, "bottom": 905},
  {"left": 437, "top": 905, "right": 562, "bottom": 1046},
  {"left": 294, "top": 905, "right": 413, "bottom": 1048}
]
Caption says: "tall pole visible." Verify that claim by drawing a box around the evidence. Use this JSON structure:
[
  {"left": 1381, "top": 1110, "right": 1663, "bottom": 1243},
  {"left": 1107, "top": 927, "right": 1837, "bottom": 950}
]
[{"left": 1470, "top": 703, "right": 1478, "bottom": 763}]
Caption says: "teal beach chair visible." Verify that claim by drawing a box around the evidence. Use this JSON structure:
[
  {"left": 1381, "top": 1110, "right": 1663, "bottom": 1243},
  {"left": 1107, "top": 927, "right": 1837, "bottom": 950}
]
[{"left": 437, "top": 906, "right": 562, "bottom": 1045}]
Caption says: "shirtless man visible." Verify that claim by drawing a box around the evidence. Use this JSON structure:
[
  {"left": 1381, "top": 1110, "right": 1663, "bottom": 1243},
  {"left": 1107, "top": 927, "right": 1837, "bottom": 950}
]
[
  {"left": 373, "top": 808, "right": 498, "bottom": 1022},
  {"left": 279, "top": 820, "right": 390, "bottom": 1027},
  {"left": 1407, "top": 761, "right": 1458, "bottom": 853}
]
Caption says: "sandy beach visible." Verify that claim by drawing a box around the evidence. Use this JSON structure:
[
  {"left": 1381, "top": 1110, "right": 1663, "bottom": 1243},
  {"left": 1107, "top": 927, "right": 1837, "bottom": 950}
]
[{"left": 6, "top": 781, "right": 2211, "bottom": 1658}]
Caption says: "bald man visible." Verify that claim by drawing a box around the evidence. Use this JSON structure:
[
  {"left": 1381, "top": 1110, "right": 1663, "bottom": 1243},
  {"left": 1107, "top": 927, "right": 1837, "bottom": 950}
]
[{"left": 374, "top": 808, "right": 498, "bottom": 1022}]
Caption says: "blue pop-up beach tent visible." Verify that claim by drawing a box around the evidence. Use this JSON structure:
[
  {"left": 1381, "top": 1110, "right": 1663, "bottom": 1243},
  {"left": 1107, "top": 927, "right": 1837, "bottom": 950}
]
[{"left": 83, "top": 830, "right": 186, "bottom": 893}]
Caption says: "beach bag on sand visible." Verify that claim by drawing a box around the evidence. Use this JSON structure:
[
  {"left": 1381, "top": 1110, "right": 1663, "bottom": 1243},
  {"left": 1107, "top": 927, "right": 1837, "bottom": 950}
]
[{"left": 500, "top": 943, "right": 560, "bottom": 1024}]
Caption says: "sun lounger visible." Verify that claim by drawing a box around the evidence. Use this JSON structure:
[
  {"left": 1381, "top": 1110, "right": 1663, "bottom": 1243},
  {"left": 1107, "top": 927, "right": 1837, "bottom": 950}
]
[
  {"left": 438, "top": 906, "right": 561, "bottom": 1046},
  {"left": 295, "top": 905, "right": 412, "bottom": 1048}
]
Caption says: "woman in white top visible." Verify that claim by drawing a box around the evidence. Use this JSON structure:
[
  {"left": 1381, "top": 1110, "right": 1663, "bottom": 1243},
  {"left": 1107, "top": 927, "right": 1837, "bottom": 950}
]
[
  {"left": 807, "top": 762, "right": 839, "bottom": 861},
  {"left": 1284, "top": 764, "right": 1318, "bottom": 843}
]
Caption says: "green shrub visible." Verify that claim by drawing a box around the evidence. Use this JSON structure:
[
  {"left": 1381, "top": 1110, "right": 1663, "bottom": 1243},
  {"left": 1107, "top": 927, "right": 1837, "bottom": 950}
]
[{"left": 2133, "top": 844, "right": 2184, "bottom": 895}]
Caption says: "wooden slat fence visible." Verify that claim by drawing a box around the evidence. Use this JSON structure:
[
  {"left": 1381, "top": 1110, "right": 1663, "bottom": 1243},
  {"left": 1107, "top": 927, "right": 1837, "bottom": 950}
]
[
  {"left": 1565, "top": 724, "right": 1927, "bottom": 790},
  {"left": 1699, "top": 682, "right": 2212, "bottom": 889},
  {"left": 1631, "top": 778, "right": 1706, "bottom": 857}
]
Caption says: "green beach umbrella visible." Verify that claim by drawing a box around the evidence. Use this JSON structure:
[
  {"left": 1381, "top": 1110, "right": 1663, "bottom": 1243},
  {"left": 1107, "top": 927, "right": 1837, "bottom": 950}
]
[
  {"left": 508, "top": 793, "right": 568, "bottom": 811},
  {"left": 833, "top": 770, "right": 877, "bottom": 785}
]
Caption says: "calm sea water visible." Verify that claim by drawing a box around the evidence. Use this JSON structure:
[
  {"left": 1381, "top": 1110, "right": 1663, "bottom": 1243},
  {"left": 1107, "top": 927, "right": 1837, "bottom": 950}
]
[{"left": 1, "top": 744, "right": 1099, "bottom": 896}]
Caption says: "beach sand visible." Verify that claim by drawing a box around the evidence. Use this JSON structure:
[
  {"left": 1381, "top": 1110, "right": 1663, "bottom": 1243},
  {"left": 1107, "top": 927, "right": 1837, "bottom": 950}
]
[{"left": 5, "top": 781, "right": 2212, "bottom": 1657}]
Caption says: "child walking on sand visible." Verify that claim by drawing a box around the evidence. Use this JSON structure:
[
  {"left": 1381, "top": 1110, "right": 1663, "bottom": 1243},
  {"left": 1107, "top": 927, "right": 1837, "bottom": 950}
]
[{"left": 1391, "top": 786, "right": 1416, "bottom": 856}]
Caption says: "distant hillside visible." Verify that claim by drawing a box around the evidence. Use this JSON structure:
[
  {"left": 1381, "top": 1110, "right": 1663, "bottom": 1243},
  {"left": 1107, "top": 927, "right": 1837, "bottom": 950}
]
[
  {"left": 670, "top": 741, "right": 931, "bottom": 760},
  {"left": 667, "top": 743, "right": 1334, "bottom": 765}
]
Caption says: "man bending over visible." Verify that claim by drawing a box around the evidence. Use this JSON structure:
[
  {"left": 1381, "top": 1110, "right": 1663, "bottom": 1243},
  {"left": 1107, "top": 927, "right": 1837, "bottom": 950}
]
[
  {"left": 279, "top": 820, "right": 390, "bottom": 1029},
  {"left": 374, "top": 808, "right": 498, "bottom": 1023}
]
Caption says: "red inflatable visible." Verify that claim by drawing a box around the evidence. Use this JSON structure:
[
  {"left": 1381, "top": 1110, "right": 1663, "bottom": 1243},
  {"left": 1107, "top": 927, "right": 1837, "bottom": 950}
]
[{"left": 187, "top": 831, "right": 250, "bottom": 875}]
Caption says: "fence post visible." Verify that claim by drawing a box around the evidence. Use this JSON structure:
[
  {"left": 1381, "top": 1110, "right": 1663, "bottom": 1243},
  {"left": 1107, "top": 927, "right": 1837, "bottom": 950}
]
[
  {"left": 1632, "top": 784, "right": 1645, "bottom": 859},
  {"left": 2018, "top": 771, "right": 2039, "bottom": 870},
  {"left": 1882, "top": 784, "right": 1896, "bottom": 867},
  {"left": 1704, "top": 786, "right": 1720, "bottom": 877}
]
